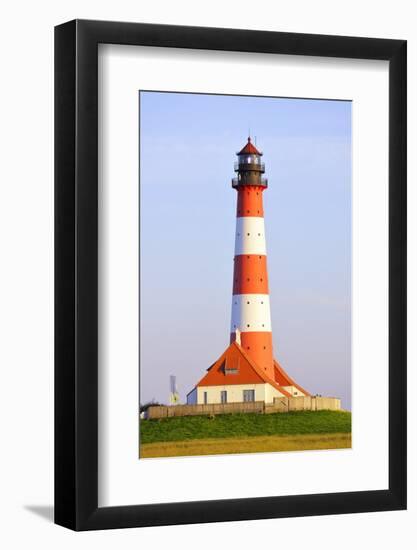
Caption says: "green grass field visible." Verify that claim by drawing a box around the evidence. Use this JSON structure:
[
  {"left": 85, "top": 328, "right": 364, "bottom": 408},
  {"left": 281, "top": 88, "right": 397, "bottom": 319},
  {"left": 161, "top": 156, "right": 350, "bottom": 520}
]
[{"left": 140, "top": 410, "right": 351, "bottom": 457}]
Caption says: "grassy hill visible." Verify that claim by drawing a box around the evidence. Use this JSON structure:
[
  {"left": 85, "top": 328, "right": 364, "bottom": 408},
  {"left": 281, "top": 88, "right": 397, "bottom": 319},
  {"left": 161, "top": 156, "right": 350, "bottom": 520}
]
[{"left": 140, "top": 410, "right": 351, "bottom": 445}]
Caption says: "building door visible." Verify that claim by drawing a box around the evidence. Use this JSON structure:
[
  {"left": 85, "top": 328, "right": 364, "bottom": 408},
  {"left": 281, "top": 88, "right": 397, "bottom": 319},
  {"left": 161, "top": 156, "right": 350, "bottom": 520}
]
[
  {"left": 243, "top": 389, "right": 255, "bottom": 402},
  {"left": 203, "top": 391, "right": 208, "bottom": 404}
]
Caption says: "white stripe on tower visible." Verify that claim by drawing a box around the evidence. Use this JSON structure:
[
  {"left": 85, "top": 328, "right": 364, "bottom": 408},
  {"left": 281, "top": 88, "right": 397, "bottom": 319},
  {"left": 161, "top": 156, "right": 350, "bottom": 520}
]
[
  {"left": 234, "top": 217, "right": 267, "bottom": 255},
  {"left": 230, "top": 294, "right": 272, "bottom": 333}
]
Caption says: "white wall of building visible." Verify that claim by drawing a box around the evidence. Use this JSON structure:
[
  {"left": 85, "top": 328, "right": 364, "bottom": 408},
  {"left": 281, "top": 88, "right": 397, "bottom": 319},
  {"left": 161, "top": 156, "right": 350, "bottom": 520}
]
[
  {"left": 196, "top": 383, "right": 285, "bottom": 404},
  {"left": 264, "top": 383, "right": 289, "bottom": 403},
  {"left": 188, "top": 383, "right": 303, "bottom": 404},
  {"left": 282, "top": 385, "right": 306, "bottom": 397}
]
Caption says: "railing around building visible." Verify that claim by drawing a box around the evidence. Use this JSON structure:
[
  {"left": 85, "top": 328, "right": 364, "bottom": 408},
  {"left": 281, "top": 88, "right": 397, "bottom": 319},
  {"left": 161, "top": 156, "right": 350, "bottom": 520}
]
[{"left": 232, "top": 177, "right": 268, "bottom": 188}]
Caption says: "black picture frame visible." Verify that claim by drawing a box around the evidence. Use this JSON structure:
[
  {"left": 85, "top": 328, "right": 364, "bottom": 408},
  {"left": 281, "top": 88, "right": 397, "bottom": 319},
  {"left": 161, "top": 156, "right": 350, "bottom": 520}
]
[{"left": 55, "top": 19, "right": 407, "bottom": 531}]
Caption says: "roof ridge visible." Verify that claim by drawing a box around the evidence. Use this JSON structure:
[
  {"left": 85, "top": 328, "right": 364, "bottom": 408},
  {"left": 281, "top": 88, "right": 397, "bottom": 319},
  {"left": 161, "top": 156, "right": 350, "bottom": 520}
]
[
  {"left": 235, "top": 343, "right": 292, "bottom": 397},
  {"left": 273, "top": 359, "right": 311, "bottom": 396}
]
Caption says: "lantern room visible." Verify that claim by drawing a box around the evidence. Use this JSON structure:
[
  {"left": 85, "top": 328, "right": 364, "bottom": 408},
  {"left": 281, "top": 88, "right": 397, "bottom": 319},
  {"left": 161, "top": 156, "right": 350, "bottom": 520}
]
[{"left": 232, "top": 137, "right": 268, "bottom": 188}]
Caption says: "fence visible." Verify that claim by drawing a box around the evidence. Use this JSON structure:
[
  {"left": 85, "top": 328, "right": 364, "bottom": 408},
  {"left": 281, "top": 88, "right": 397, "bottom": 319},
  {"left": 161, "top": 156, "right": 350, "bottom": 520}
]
[
  {"left": 266, "top": 396, "right": 341, "bottom": 413},
  {"left": 146, "top": 396, "right": 341, "bottom": 419}
]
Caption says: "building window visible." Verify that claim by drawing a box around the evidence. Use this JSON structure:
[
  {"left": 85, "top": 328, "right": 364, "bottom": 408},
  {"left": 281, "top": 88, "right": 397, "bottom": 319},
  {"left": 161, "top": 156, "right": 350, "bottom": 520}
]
[
  {"left": 221, "top": 391, "right": 227, "bottom": 403},
  {"left": 243, "top": 389, "right": 255, "bottom": 402},
  {"left": 225, "top": 367, "right": 239, "bottom": 375},
  {"left": 203, "top": 391, "right": 208, "bottom": 405}
]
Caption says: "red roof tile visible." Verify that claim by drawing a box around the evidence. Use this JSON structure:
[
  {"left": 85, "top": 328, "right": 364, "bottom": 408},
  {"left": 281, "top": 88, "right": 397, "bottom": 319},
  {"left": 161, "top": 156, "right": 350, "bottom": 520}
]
[
  {"left": 195, "top": 342, "right": 292, "bottom": 397},
  {"left": 274, "top": 360, "right": 311, "bottom": 396},
  {"left": 196, "top": 342, "right": 265, "bottom": 386},
  {"left": 238, "top": 137, "right": 262, "bottom": 156}
]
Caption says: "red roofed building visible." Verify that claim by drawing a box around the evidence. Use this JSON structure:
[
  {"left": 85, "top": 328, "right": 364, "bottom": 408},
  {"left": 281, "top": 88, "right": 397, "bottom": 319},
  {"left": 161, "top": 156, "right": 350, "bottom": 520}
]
[{"left": 187, "top": 139, "right": 310, "bottom": 405}]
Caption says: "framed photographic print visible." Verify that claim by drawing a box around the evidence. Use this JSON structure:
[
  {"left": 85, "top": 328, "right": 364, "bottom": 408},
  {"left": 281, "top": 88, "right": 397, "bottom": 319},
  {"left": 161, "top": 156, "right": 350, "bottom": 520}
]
[{"left": 55, "top": 20, "right": 406, "bottom": 530}]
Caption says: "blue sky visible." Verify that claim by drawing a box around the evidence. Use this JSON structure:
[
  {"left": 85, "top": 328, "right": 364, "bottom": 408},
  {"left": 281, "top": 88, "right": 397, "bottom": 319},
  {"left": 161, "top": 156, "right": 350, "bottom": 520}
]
[{"left": 140, "top": 91, "right": 351, "bottom": 409}]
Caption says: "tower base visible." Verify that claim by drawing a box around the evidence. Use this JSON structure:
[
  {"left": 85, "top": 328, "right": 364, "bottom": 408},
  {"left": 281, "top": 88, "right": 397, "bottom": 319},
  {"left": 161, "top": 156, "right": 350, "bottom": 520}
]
[{"left": 187, "top": 341, "right": 310, "bottom": 405}]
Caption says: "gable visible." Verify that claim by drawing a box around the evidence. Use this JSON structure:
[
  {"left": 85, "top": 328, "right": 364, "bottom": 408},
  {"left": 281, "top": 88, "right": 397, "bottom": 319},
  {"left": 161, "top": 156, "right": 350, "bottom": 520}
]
[
  {"left": 196, "top": 343, "right": 266, "bottom": 387},
  {"left": 193, "top": 343, "right": 306, "bottom": 399}
]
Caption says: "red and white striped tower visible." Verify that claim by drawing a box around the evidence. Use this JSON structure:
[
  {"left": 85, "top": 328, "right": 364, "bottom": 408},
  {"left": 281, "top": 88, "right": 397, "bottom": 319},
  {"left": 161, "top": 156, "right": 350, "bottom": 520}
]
[{"left": 230, "top": 137, "right": 275, "bottom": 379}]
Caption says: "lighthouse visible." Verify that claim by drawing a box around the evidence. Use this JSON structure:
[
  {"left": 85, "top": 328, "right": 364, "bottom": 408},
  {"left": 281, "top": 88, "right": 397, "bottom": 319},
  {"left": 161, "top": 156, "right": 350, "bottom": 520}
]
[
  {"left": 187, "top": 138, "right": 310, "bottom": 405},
  {"left": 230, "top": 137, "right": 274, "bottom": 379}
]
